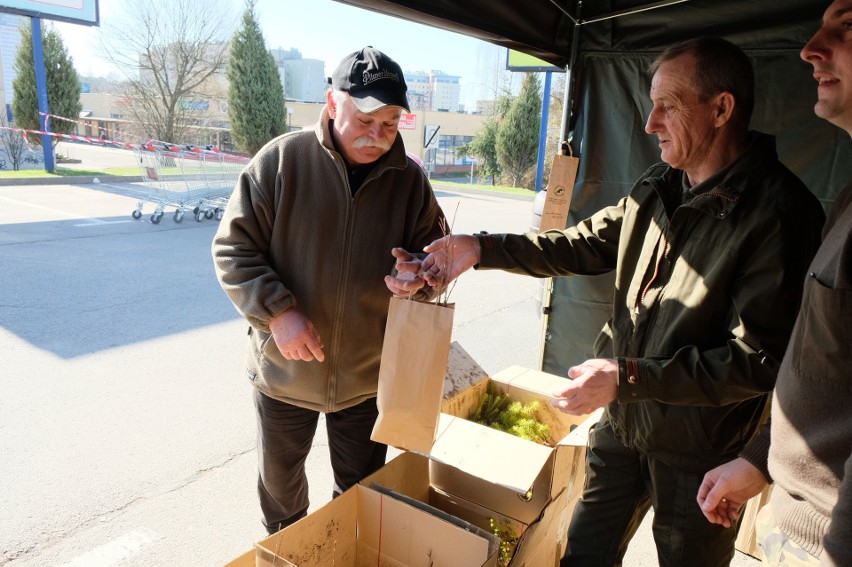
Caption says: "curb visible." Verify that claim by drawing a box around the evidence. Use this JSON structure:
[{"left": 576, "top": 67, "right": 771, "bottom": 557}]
[
  {"left": 0, "top": 175, "right": 538, "bottom": 203},
  {"left": 0, "top": 175, "right": 142, "bottom": 186},
  {"left": 431, "top": 181, "right": 536, "bottom": 202}
]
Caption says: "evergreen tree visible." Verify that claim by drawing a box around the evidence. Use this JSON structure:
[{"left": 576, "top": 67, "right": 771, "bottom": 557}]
[
  {"left": 458, "top": 117, "right": 501, "bottom": 185},
  {"left": 227, "top": 1, "right": 286, "bottom": 155},
  {"left": 457, "top": 92, "right": 512, "bottom": 185},
  {"left": 496, "top": 73, "right": 542, "bottom": 187},
  {"left": 12, "top": 22, "right": 82, "bottom": 147}
]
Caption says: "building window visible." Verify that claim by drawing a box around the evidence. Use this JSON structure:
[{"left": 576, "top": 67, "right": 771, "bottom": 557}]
[{"left": 434, "top": 134, "right": 476, "bottom": 167}]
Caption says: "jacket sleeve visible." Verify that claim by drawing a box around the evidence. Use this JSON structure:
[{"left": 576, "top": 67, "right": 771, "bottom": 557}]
[
  {"left": 211, "top": 153, "right": 295, "bottom": 333},
  {"left": 617, "top": 194, "right": 825, "bottom": 406},
  {"left": 739, "top": 420, "right": 772, "bottom": 481},
  {"left": 408, "top": 176, "right": 449, "bottom": 302},
  {"left": 478, "top": 198, "right": 626, "bottom": 277}
]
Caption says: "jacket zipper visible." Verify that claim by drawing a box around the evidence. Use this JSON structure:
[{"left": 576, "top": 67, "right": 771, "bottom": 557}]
[{"left": 327, "top": 161, "right": 356, "bottom": 412}]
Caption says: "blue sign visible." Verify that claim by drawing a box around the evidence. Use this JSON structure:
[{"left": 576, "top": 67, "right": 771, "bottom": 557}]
[
  {"left": 180, "top": 100, "right": 209, "bottom": 111},
  {"left": 0, "top": 0, "right": 99, "bottom": 26}
]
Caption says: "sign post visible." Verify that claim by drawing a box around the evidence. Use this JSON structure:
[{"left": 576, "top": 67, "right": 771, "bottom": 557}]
[
  {"left": 423, "top": 124, "right": 440, "bottom": 150},
  {"left": 31, "top": 17, "right": 54, "bottom": 173}
]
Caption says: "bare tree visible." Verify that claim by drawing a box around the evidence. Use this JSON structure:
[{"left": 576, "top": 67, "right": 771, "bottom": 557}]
[
  {"left": 99, "top": 0, "right": 235, "bottom": 144},
  {"left": 0, "top": 118, "right": 27, "bottom": 171}
]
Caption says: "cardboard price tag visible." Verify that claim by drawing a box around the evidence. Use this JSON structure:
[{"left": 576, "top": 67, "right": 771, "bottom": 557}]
[{"left": 539, "top": 151, "right": 579, "bottom": 233}]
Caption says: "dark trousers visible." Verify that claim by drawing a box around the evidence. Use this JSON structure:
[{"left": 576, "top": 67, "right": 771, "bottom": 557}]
[
  {"left": 254, "top": 390, "right": 388, "bottom": 534},
  {"left": 561, "top": 418, "right": 738, "bottom": 567}
]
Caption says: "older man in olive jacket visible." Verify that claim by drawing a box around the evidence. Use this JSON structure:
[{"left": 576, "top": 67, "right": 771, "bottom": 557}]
[{"left": 388, "top": 37, "right": 825, "bottom": 567}]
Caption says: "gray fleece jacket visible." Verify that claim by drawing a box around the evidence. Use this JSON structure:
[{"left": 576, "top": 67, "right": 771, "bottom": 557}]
[{"left": 212, "top": 107, "right": 446, "bottom": 412}]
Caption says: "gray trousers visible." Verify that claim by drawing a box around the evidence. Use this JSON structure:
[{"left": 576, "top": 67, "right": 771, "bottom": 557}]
[
  {"left": 561, "top": 418, "right": 738, "bottom": 567},
  {"left": 254, "top": 390, "right": 388, "bottom": 534}
]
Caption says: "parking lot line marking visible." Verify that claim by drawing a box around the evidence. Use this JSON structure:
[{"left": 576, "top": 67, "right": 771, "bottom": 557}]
[
  {"left": 57, "top": 529, "right": 160, "bottom": 567},
  {"left": 0, "top": 195, "right": 128, "bottom": 226},
  {"left": 74, "top": 221, "right": 135, "bottom": 226}
]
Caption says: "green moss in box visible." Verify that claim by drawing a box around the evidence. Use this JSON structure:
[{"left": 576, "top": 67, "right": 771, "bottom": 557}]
[
  {"left": 490, "top": 518, "right": 520, "bottom": 567},
  {"left": 470, "top": 386, "right": 552, "bottom": 445}
]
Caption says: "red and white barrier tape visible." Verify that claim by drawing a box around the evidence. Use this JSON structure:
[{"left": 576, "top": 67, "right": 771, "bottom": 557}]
[
  {"left": 0, "top": 124, "right": 136, "bottom": 148},
  {"left": 2, "top": 123, "right": 249, "bottom": 162}
]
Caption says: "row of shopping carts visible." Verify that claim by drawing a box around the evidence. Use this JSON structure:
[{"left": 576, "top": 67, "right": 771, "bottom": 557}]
[{"left": 131, "top": 141, "right": 250, "bottom": 224}]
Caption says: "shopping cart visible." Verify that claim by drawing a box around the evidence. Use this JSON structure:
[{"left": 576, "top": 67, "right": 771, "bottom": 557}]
[{"left": 131, "top": 141, "right": 249, "bottom": 224}]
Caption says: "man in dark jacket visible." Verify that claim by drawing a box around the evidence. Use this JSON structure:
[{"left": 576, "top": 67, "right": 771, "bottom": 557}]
[
  {"left": 388, "top": 37, "right": 825, "bottom": 566},
  {"left": 213, "top": 47, "right": 445, "bottom": 535},
  {"left": 698, "top": 2, "right": 852, "bottom": 565}
]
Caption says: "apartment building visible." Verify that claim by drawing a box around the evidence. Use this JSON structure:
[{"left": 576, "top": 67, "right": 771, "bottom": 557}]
[
  {"left": 269, "top": 47, "right": 326, "bottom": 103},
  {"left": 404, "top": 70, "right": 462, "bottom": 113}
]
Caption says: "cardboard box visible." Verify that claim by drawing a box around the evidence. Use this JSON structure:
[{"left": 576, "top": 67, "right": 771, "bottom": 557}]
[
  {"left": 428, "top": 365, "right": 598, "bottom": 525},
  {"left": 253, "top": 483, "right": 499, "bottom": 567},
  {"left": 735, "top": 484, "right": 773, "bottom": 560},
  {"left": 363, "top": 451, "right": 578, "bottom": 566},
  {"left": 364, "top": 365, "right": 600, "bottom": 565},
  {"left": 222, "top": 549, "right": 255, "bottom": 567}
]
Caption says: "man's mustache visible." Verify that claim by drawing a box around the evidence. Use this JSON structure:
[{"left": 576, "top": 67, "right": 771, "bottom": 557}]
[{"left": 353, "top": 136, "right": 391, "bottom": 150}]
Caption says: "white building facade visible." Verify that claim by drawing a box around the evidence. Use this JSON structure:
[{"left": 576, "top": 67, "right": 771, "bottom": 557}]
[
  {"left": 270, "top": 48, "right": 326, "bottom": 103},
  {"left": 404, "top": 70, "right": 461, "bottom": 112},
  {"left": 0, "top": 13, "right": 24, "bottom": 122}
]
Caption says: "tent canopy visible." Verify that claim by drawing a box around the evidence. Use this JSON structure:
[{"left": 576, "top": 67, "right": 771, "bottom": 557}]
[{"left": 333, "top": 0, "right": 823, "bottom": 66}]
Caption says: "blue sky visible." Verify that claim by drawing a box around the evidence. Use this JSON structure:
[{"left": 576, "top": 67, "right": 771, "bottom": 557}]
[{"left": 54, "top": 0, "right": 513, "bottom": 109}]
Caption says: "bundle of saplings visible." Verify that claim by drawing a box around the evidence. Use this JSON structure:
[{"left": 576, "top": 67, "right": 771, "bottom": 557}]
[{"left": 469, "top": 385, "right": 552, "bottom": 446}]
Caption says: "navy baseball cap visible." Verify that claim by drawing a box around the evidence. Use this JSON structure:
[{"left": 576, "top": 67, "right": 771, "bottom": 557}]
[{"left": 330, "top": 47, "right": 410, "bottom": 113}]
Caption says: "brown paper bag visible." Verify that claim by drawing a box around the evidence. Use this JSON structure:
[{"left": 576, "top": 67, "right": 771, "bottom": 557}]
[
  {"left": 371, "top": 296, "right": 454, "bottom": 453},
  {"left": 539, "top": 142, "right": 579, "bottom": 233}
]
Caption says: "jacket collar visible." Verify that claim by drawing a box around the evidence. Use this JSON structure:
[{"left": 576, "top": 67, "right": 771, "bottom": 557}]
[{"left": 644, "top": 132, "right": 778, "bottom": 220}]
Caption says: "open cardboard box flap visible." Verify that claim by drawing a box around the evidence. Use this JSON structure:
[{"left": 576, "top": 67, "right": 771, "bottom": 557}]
[
  {"left": 254, "top": 483, "right": 498, "bottom": 567},
  {"left": 421, "top": 365, "right": 600, "bottom": 499},
  {"left": 430, "top": 412, "right": 553, "bottom": 494}
]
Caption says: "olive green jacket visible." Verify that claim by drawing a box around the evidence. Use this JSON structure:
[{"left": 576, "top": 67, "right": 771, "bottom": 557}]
[
  {"left": 479, "top": 133, "right": 825, "bottom": 469},
  {"left": 212, "top": 107, "right": 446, "bottom": 413}
]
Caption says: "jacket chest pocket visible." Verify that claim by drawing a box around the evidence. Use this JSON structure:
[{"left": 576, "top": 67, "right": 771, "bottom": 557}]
[{"left": 790, "top": 278, "right": 852, "bottom": 383}]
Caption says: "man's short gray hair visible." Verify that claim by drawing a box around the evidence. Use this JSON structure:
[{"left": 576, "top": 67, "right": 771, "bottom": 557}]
[
  {"left": 651, "top": 37, "right": 755, "bottom": 128},
  {"left": 330, "top": 89, "right": 348, "bottom": 110}
]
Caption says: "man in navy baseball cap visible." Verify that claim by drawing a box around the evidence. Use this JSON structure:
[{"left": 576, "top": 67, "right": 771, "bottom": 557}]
[
  {"left": 330, "top": 46, "right": 410, "bottom": 113},
  {"left": 214, "top": 43, "right": 443, "bottom": 537}
]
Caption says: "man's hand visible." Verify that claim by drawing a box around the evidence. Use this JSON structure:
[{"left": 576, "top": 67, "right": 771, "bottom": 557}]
[
  {"left": 269, "top": 308, "right": 325, "bottom": 362},
  {"left": 421, "top": 234, "right": 481, "bottom": 287},
  {"left": 552, "top": 358, "right": 618, "bottom": 415},
  {"left": 697, "top": 457, "right": 768, "bottom": 528},
  {"left": 384, "top": 247, "right": 427, "bottom": 296}
]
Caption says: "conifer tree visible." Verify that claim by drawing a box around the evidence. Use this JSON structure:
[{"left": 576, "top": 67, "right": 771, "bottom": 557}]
[
  {"left": 12, "top": 22, "right": 82, "bottom": 147},
  {"left": 227, "top": 1, "right": 286, "bottom": 156},
  {"left": 496, "top": 73, "right": 542, "bottom": 187},
  {"left": 457, "top": 91, "right": 511, "bottom": 185}
]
